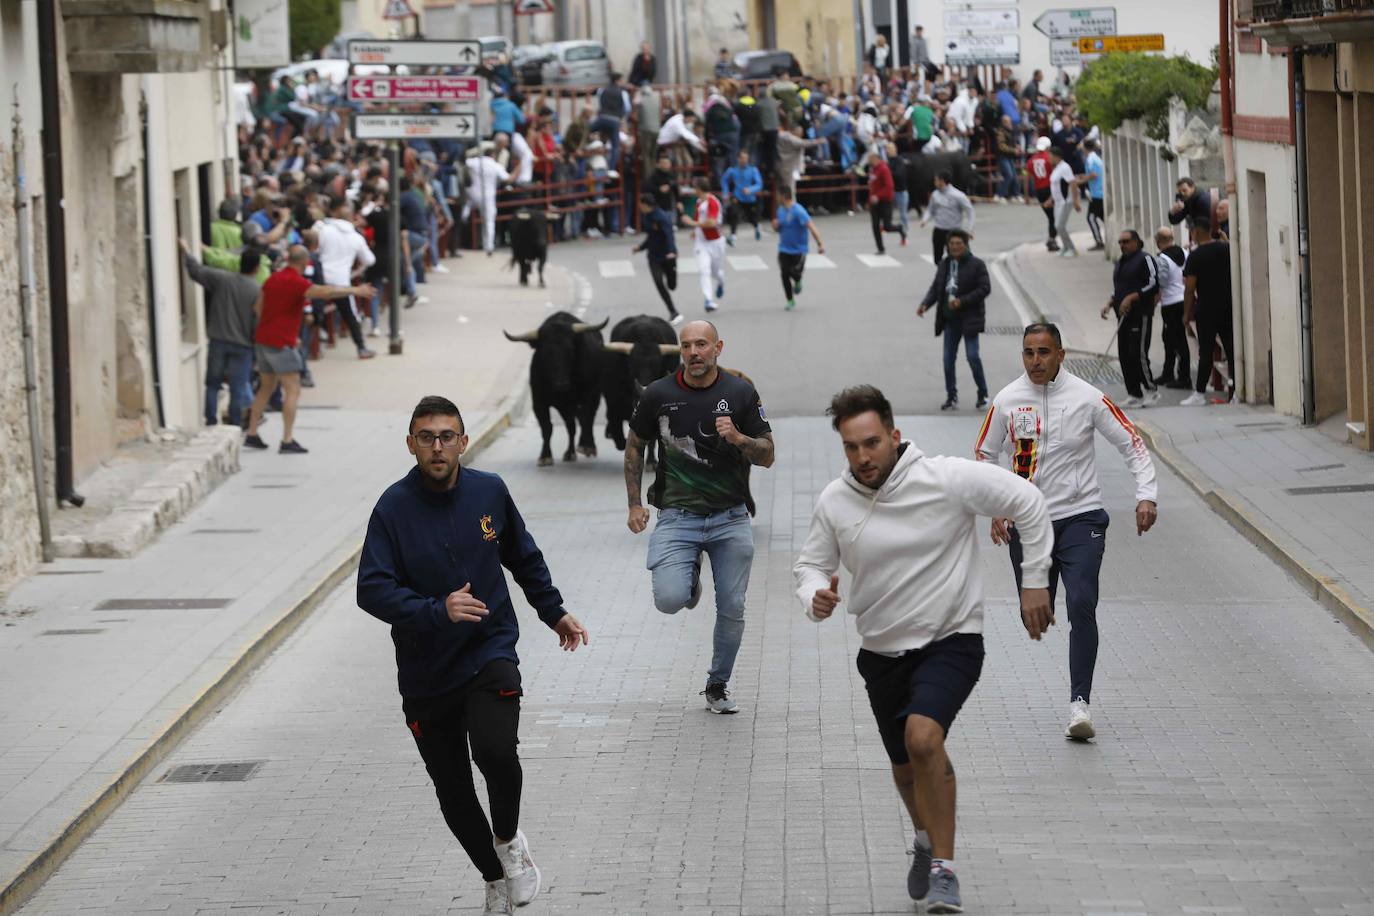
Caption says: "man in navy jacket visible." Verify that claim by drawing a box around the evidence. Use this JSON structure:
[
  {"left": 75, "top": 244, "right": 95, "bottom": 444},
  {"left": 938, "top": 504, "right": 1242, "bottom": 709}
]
[{"left": 358, "top": 395, "right": 588, "bottom": 916}]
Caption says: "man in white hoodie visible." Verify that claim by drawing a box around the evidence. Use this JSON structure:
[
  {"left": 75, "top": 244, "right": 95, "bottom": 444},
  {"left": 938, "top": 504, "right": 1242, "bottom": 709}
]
[
  {"left": 976, "top": 323, "right": 1158, "bottom": 741},
  {"left": 795, "top": 385, "right": 1054, "bottom": 914}
]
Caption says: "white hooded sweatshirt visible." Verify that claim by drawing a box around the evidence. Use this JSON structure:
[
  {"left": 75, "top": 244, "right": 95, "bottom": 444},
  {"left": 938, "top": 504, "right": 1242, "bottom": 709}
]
[{"left": 794, "top": 442, "right": 1052, "bottom": 654}]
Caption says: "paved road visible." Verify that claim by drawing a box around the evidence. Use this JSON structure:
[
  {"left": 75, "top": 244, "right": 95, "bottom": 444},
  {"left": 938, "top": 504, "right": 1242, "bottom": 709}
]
[{"left": 17, "top": 208, "right": 1374, "bottom": 915}]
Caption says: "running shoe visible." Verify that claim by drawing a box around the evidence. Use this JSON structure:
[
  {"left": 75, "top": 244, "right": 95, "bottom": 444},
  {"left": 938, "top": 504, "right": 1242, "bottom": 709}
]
[
  {"left": 685, "top": 555, "right": 703, "bottom": 609},
  {"left": 670, "top": 312, "right": 685, "bottom": 326},
  {"left": 926, "top": 868, "right": 962, "bottom": 913},
  {"left": 727, "top": 234, "right": 736, "bottom": 247},
  {"left": 704, "top": 299, "right": 718, "bottom": 313},
  {"left": 1058, "top": 249, "right": 1079, "bottom": 258},
  {"left": 279, "top": 439, "right": 309, "bottom": 455},
  {"left": 1121, "top": 395, "right": 1144, "bottom": 408},
  {"left": 1141, "top": 390, "right": 1161, "bottom": 407},
  {"left": 432, "top": 263, "right": 451, "bottom": 274},
  {"left": 483, "top": 878, "right": 513, "bottom": 915},
  {"left": 1180, "top": 392, "right": 1207, "bottom": 406},
  {"left": 357, "top": 348, "right": 377, "bottom": 360},
  {"left": 1066, "top": 698, "right": 1095, "bottom": 740},
  {"left": 494, "top": 829, "right": 541, "bottom": 906},
  {"left": 715, "top": 281, "right": 725, "bottom": 300},
  {"left": 794, "top": 276, "right": 803, "bottom": 295},
  {"left": 908, "top": 842, "right": 932, "bottom": 900},
  {"left": 368, "top": 325, "right": 381, "bottom": 338},
  {"left": 976, "top": 395, "right": 988, "bottom": 410},
  {"left": 701, "top": 681, "right": 738, "bottom": 714},
  {"left": 940, "top": 397, "right": 958, "bottom": 411},
  {"left": 784, "top": 298, "right": 796, "bottom": 311},
  {"left": 243, "top": 434, "right": 269, "bottom": 450}
]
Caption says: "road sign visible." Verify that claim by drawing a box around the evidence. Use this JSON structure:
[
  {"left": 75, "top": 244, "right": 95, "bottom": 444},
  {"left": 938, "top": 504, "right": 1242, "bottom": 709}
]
[
  {"left": 514, "top": 0, "right": 555, "bottom": 13},
  {"left": 382, "top": 0, "right": 416, "bottom": 20},
  {"left": 353, "top": 112, "right": 477, "bottom": 140},
  {"left": 348, "top": 39, "right": 480, "bottom": 67},
  {"left": 1050, "top": 38, "right": 1082, "bottom": 68},
  {"left": 1033, "top": 8, "right": 1117, "bottom": 39},
  {"left": 944, "top": 7, "right": 1018, "bottom": 32},
  {"left": 944, "top": 34, "right": 1020, "bottom": 66},
  {"left": 1077, "top": 34, "right": 1166, "bottom": 55},
  {"left": 348, "top": 75, "right": 483, "bottom": 103}
]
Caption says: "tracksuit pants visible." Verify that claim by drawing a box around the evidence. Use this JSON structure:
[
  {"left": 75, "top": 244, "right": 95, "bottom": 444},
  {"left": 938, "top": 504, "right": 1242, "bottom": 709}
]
[
  {"left": 726, "top": 199, "right": 759, "bottom": 236},
  {"left": 1035, "top": 187, "right": 1057, "bottom": 243},
  {"left": 1158, "top": 302, "right": 1190, "bottom": 384},
  {"left": 1195, "top": 309, "right": 1236, "bottom": 395},
  {"left": 1009, "top": 508, "right": 1110, "bottom": 703},
  {"left": 696, "top": 238, "right": 726, "bottom": 305},
  {"left": 648, "top": 257, "right": 678, "bottom": 316},
  {"left": 870, "top": 199, "right": 904, "bottom": 253},
  {"left": 1116, "top": 307, "right": 1156, "bottom": 398},
  {"left": 1086, "top": 197, "right": 1105, "bottom": 246},
  {"left": 1054, "top": 200, "right": 1077, "bottom": 253},
  {"left": 779, "top": 251, "right": 806, "bottom": 300}
]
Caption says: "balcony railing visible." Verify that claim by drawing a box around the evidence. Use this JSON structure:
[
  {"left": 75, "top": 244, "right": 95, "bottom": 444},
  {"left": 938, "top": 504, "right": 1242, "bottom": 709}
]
[{"left": 1254, "top": 0, "right": 1374, "bottom": 19}]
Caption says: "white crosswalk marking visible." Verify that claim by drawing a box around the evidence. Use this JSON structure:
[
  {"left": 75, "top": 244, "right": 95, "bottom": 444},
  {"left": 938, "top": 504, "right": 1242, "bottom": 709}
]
[
  {"left": 727, "top": 255, "right": 768, "bottom": 271},
  {"left": 807, "top": 254, "right": 837, "bottom": 269},
  {"left": 856, "top": 253, "right": 902, "bottom": 268},
  {"left": 598, "top": 260, "right": 635, "bottom": 278}
]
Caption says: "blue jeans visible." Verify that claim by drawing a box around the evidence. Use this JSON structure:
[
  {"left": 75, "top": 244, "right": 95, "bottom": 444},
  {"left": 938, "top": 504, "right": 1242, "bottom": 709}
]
[
  {"left": 406, "top": 230, "right": 427, "bottom": 285},
  {"left": 892, "top": 190, "right": 909, "bottom": 233},
  {"left": 204, "top": 338, "right": 253, "bottom": 426},
  {"left": 941, "top": 320, "right": 988, "bottom": 402},
  {"left": 1008, "top": 508, "right": 1110, "bottom": 702},
  {"left": 997, "top": 156, "right": 1018, "bottom": 199},
  {"left": 646, "top": 505, "right": 755, "bottom": 685}
]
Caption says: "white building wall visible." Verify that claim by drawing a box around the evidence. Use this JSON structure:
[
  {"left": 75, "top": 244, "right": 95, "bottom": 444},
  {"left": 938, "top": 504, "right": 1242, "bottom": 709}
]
[{"left": 915, "top": 0, "right": 1220, "bottom": 84}]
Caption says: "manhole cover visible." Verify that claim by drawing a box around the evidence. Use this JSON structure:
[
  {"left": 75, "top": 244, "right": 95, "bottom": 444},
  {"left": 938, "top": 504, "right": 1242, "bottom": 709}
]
[
  {"left": 160, "top": 761, "right": 264, "bottom": 784},
  {"left": 1284, "top": 483, "right": 1374, "bottom": 496},
  {"left": 94, "top": 598, "right": 234, "bottom": 611},
  {"left": 983, "top": 325, "right": 1024, "bottom": 335},
  {"left": 41, "top": 629, "right": 106, "bottom": 636},
  {"left": 1064, "top": 356, "right": 1123, "bottom": 387}
]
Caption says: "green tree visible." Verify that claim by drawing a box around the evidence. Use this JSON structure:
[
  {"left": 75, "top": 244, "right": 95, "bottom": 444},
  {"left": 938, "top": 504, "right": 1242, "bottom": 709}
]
[
  {"left": 1076, "top": 52, "right": 1218, "bottom": 141},
  {"left": 289, "top": 0, "right": 341, "bottom": 60}
]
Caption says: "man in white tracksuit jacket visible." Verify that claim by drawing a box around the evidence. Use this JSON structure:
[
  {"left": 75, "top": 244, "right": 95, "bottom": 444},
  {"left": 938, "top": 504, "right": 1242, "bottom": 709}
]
[
  {"left": 976, "top": 322, "right": 1158, "bottom": 741},
  {"left": 795, "top": 384, "right": 1054, "bottom": 914},
  {"left": 465, "top": 147, "right": 511, "bottom": 255}
]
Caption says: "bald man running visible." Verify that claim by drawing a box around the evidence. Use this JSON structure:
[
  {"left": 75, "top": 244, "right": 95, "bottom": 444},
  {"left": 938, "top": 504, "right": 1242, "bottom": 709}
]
[{"left": 624, "top": 320, "right": 774, "bottom": 713}]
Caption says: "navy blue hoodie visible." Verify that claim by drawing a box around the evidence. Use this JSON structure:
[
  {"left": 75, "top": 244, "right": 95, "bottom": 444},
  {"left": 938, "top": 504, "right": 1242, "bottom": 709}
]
[{"left": 357, "top": 465, "right": 566, "bottom": 699}]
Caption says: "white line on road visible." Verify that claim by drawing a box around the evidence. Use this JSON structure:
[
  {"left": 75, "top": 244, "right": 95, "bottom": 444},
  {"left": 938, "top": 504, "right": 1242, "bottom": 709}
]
[
  {"left": 855, "top": 253, "right": 901, "bottom": 268},
  {"left": 598, "top": 260, "right": 635, "bottom": 278},
  {"left": 806, "top": 254, "right": 837, "bottom": 269},
  {"left": 727, "top": 255, "right": 768, "bottom": 271},
  {"left": 920, "top": 254, "right": 936, "bottom": 266}
]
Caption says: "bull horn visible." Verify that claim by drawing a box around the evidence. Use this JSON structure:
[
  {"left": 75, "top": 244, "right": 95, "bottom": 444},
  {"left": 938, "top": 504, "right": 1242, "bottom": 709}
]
[
  {"left": 503, "top": 329, "right": 538, "bottom": 342},
  {"left": 571, "top": 317, "right": 609, "bottom": 333},
  {"left": 603, "top": 341, "right": 634, "bottom": 354},
  {"left": 658, "top": 343, "right": 681, "bottom": 355}
]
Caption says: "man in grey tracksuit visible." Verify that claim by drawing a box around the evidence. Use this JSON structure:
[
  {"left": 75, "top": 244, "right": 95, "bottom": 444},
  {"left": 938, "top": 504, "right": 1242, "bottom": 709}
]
[{"left": 919, "top": 170, "right": 975, "bottom": 263}]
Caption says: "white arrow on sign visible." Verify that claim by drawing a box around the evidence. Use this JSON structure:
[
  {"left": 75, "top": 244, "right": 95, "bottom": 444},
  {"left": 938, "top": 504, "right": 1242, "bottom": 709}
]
[
  {"left": 348, "top": 39, "right": 481, "bottom": 67},
  {"left": 353, "top": 113, "right": 477, "bottom": 140},
  {"left": 1032, "top": 8, "right": 1117, "bottom": 39}
]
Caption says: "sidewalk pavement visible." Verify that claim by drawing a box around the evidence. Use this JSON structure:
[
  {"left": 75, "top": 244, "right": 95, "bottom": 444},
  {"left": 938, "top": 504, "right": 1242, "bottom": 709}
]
[
  {"left": 0, "top": 252, "right": 567, "bottom": 913},
  {"left": 1004, "top": 231, "right": 1374, "bottom": 645}
]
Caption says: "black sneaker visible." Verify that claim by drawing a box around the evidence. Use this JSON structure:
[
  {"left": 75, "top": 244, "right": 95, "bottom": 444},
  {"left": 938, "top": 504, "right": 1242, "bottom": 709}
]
[
  {"left": 976, "top": 394, "right": 988, "bottom": 410},
  {"left": 940, "top": 397, "right": 958, "bottom": 411},
  {"left": 279, "top": 439, "right": 309, "bottom": 454},
  {"left": 908, "top": 842, "right": 933, "bottom": 900},
  {"left": 685, "top": 556, "right": 703, "bottom": 610},
  {"left": 243, "top": 434, "right": 269, "bottom": 450},
  {"left": 701, "top": 681, "right": 738, "bottom": 714}
]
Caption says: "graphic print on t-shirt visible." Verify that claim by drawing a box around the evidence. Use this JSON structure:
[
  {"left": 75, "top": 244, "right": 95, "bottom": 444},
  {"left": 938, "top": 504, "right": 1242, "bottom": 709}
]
[{"left": 1010, "top": 405, "right": 1041, "bottom": 481}]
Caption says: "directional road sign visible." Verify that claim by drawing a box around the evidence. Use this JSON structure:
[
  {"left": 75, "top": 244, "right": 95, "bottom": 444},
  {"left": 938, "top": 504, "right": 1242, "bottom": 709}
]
[
  {"left": 1033, "top": 8, "right": 1118, "bottom": 39},
  {"left": 945, "top": 34, "right": 1020, "bottom": 66},
  {"left": 352, "top": 112, "right": 477, "bottom": 141},
  {"left": 515, "top": 0, "right": 556, "bottom": 13},
  {"left": 1050, "top": 38, "right": 1082, "bottom": 68},
  {"left": 1078, "top": 34, "right": 1166, "bottom": 55},
  {"left": 348, "top": 75, "right": 483, "bottom": 103},
  {"left": 944, "top": 7, "right": 1018, "bottom": 32},
  {"left": 348, "top": 39, "right": 481, "bottom": 67}
]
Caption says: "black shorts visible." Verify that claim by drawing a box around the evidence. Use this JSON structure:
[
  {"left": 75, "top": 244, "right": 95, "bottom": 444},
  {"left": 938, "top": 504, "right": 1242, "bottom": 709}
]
[{"left": 856, "top": 633, "right": 985, "bottom": 764}]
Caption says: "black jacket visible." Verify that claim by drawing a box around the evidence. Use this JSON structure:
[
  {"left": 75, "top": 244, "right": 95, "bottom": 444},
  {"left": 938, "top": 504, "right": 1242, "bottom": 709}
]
[
  {"left": 1112, "top": 247, "right": 1159, "bottom": 313},
  {"left": 921, "top": 252, "right": 990, "bottom": 336},
  {"left": 628, "top": 52, "right": 656, "bottom": 86},
  {"left": 1168, "top": 188, "right": 1212, "bottom": 230}
]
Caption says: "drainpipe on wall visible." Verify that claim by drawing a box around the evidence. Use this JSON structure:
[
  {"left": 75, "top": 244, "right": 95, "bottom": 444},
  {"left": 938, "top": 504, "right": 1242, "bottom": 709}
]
[
  {"left": 36, "top": 0, "right": 83, "bottom": 507},
  {"left": 13, "top": 101, "right": 54, "bottom": 562},
  {"left": 1293, "top": 49, "right": 1316, "bottom": 425},
  {"left": 139, "top": 85, "right": 167, "bottom": 429},
  {"left": 1219, "top": 0, "right": 1244, "bottom": 399}
]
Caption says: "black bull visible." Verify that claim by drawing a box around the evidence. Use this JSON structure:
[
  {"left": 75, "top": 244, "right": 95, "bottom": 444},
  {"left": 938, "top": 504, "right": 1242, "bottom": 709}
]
[
  {"left": 504, "top": 312, "right": 607, "bottom": 466},
  {"left": 507, "top": 207, "right": 548, "bottom": 287},
  {"left": 897, "top": 150, "right": 978, "bottom": 209},
  {"left": 600, "top": 315, "right": 679, "bottom": 466}
]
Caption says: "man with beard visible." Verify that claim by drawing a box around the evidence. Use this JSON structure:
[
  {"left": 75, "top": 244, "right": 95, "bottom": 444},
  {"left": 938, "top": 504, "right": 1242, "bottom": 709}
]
[
  {"left": 624, "top": 321, "right": 774, "bottom": 714},
  {"left": 358, "top": 396, "right": 589, "bottom": 916}
]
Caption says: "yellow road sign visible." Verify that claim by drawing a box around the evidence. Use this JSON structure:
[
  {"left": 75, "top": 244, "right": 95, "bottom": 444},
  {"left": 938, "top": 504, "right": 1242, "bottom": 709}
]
[{"left": 1077, "top": 34, "right": 1166, "bottom": 54}]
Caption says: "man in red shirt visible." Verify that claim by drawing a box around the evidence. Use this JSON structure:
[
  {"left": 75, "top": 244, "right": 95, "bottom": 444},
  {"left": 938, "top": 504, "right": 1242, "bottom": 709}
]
[
  {"left": 1027, "top": 136, "right": 1058, "bottom": 251},
  {"left": 866, "top": 151, "right": 907, "bottom": 256},
  {"left": 244, "top": 245, "right": 375, "bottom": 454},
  {"left": 683, "top": 176, "right": 727, "bottom": 313}
]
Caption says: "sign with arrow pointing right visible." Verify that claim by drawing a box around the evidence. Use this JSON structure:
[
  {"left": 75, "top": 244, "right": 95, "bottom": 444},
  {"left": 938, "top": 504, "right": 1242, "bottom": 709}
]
[{"left": 352, "top": 112, "right": 477, "bottom": 141}]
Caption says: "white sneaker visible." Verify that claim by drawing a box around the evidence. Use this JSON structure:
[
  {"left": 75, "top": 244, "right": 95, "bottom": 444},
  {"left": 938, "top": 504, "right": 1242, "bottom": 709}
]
[
  {"left": 1180, "top": 391, "right": 1208, "bottom": 406},
  {"left": 494, "top": 829, "right": 541, "bottom": 906},
  {"left": 483, "top": 878, "right": 513, "bottom": 915},
  {"left": 1121, "top": 395, "right": 1143, "bottom": 408},
  {"left": 1066, "top": 698, "right": 1095, "bottom": 740},
  {"left": 367, "top": 325, "right": 381, "bottom": 338},
  {"left": 415, "top": 295, "right": 430, "bottom": 305},
  {"left": 432, "top": 263, "right": 451, "bottom": 274},
  {"left": 1141, "top": 389, "right": 1161, "bottom": 407}
]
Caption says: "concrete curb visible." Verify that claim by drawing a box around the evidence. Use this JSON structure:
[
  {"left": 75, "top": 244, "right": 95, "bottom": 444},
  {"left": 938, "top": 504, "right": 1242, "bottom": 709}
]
[
  {"left": 1134, "top": 420, "right": 1374, "bottom": 652},
  {"left": 0, "top": 307, "right": 541, "bottom": 916}
]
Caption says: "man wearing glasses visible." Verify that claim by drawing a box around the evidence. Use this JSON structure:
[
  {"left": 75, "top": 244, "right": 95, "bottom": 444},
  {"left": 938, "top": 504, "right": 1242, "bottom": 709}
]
[{"left": 358, "top": 395, "right": 589, "bottom": 916}]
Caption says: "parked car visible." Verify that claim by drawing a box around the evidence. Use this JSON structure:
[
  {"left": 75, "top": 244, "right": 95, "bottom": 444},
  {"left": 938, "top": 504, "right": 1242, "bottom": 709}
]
[
  {"left": 479, "top": 35, "right": 513, "bottom": 61},
  {"left": 540, "top": 40, "right": 611, "bottom": 86},
  {"left": 514, "top": 43, "right": 553, "bottom": 86},
  {"left": 733, "top": 49, "right": 802, "bottom": 80}
]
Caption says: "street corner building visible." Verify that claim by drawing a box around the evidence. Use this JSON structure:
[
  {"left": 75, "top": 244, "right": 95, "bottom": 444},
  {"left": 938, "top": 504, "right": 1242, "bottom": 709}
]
[{"left": 0, "top": 0, "right": 240, "bottom": 588}]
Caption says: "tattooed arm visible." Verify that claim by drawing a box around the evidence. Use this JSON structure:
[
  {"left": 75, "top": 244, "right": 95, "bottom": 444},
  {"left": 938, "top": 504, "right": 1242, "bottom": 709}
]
[
  {"left": 715, "top": 418, "right": 775, "bottom": 469},
  {"left": 625, "top": 430, "right": 650, "bottom": 533}
]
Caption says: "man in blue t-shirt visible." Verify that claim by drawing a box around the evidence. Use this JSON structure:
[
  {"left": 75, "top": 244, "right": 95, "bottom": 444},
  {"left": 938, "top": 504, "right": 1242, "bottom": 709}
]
[
  {"left": 772, "top": 185, "right": 826, "bottom": 312},
  {"left": 1083, "top": 139, "right": 1106, "bottom": 250},
  {"left": 721, "top": 150, "right": 764, "bottom": 244}
]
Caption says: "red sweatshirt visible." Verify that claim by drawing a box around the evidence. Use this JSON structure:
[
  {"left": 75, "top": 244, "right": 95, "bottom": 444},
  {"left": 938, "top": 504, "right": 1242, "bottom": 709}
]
[{"left": 868, "top": 160, "right": 894, "bottom": 203}]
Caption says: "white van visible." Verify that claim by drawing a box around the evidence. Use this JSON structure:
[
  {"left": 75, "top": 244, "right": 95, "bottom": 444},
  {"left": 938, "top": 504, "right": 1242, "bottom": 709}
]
[{"left": 540, "top": 40, "right": 611, "bottom": 87}]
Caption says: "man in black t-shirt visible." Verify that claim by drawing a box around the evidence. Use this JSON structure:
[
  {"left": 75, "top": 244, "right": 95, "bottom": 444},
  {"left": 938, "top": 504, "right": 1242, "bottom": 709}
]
[
  {"left": 1180, "top": 225, "right": 1234, "bottom": 405},
  {"left": 624, "top": 320, "right": 775, "bottom": 714}
]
